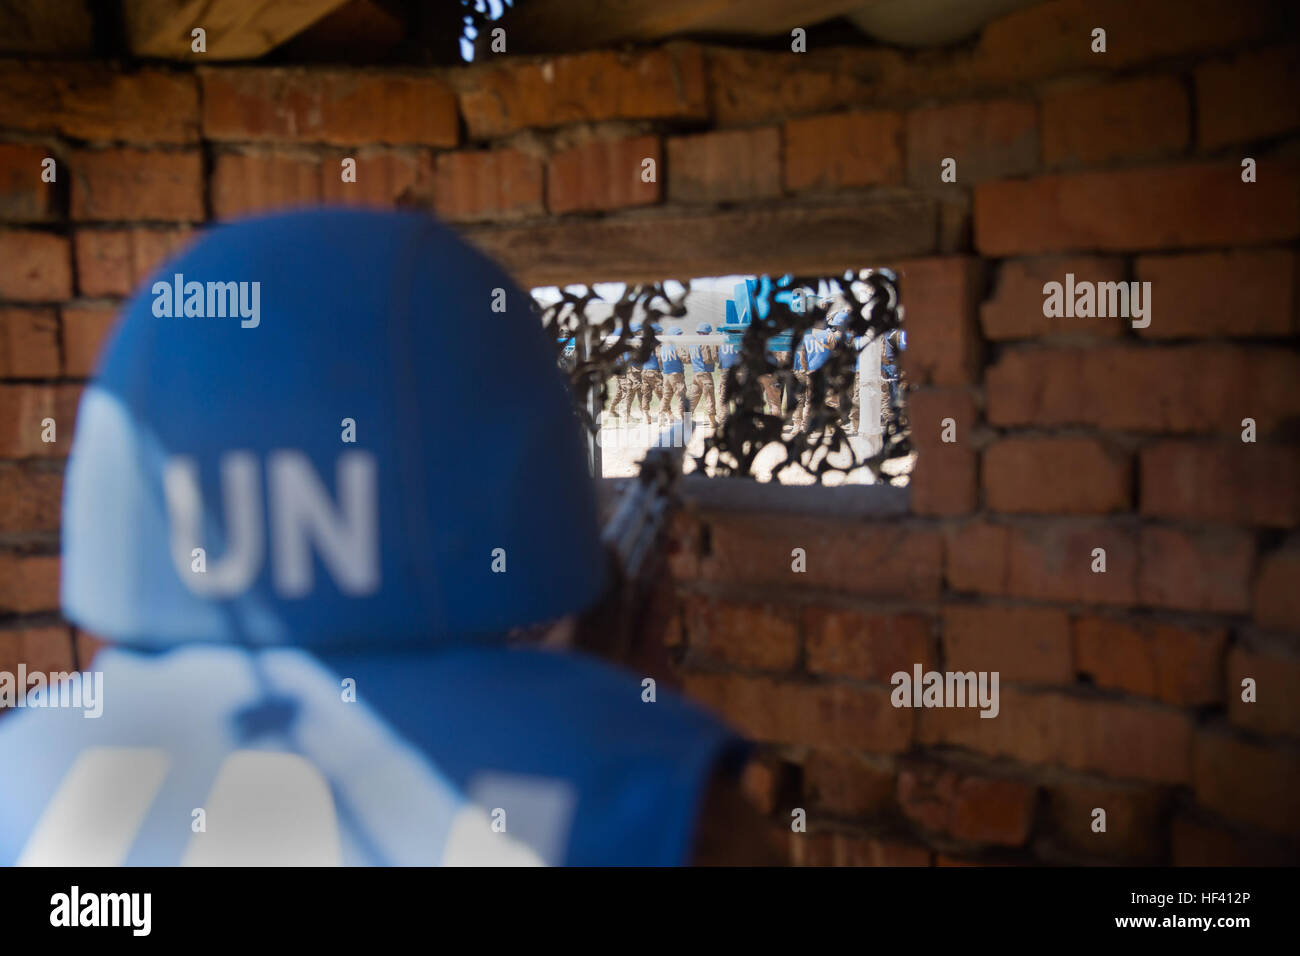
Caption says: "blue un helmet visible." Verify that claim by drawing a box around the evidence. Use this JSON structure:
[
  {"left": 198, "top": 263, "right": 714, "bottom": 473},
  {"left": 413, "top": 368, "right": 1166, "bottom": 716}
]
[
  {"left": 61, "top": 208, "right": 609, "bottom": 650},
  {"left": 668, "top": 326, "right": 683, "bottom": 335},
  {"left": 695, "top": 323, "right": 712, "bottom": 335}
]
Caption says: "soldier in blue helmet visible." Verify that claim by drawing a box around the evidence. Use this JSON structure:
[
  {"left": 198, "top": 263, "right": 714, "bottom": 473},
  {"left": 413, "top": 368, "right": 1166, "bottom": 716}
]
[
  {"left": 610, "top": 319, "right": 644, "bottom": 423},
  {"left": 657, "top": 327, "right": 689, "bottom": 427},
  {"left": 638, "top": 322, "right": 663, "bottom": 424},
  {"left": 0, "top": 209, "right": 777, "bottom": 867},
  {"left": 686, "top": 322, "right": 718, "bottom": 430}
]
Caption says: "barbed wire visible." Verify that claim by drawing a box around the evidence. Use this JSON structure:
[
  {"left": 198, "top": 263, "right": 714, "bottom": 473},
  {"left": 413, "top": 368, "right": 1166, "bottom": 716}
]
[{"left": 535, "top": 271, "right": 910, "bottom": 483}]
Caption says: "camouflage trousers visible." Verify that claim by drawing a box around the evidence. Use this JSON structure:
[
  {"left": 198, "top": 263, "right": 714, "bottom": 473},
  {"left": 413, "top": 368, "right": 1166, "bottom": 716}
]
[
  {"left": 687, "top": 371, "right": 718, "bottom": 426},
  {"left": 660, "top": 371, "right": 687, "bottom": 421},
  {"left": 757, "top": 351, "right": 790, "bottom": 417},
  {"left": 639, "top": 369, "right": 663, "bottom": 418},
  {"left": 793, "top": 370, "right": 811, "bottom": 429},
  {"left": 610, "top": 367, "right": 642, "bottom": 419}
]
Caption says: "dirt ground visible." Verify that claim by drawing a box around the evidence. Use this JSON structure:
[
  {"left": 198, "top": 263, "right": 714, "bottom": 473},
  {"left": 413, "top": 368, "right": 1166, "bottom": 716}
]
[{"left": 595, "top": 413, "right": 913, "bottom": 485}]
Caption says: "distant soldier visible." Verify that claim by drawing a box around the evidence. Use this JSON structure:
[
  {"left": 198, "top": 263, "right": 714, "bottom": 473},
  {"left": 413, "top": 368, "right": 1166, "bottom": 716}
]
[
  {"left": 639, "top": 322, "right": 663, "bottom": 422},
  {"left": 758, "top": 339, "right": 790, "bottom": 420},
  {"left": 716, "top": 328, "right": 741, "bottom": 426},
  {"left": 686, "top": 322, "right": 719, "bottom": 429},
  {"left": 658, "top": 327, "right": 689, "bottom": 426},
  {"left": 609, "top": 319, "right": 643, "bottom": 422}
]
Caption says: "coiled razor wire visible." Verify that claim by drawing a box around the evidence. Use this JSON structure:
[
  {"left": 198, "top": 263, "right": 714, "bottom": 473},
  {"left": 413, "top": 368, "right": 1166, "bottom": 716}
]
[{"left": 535, "top": 270, "right": 910, "bottom": 484}]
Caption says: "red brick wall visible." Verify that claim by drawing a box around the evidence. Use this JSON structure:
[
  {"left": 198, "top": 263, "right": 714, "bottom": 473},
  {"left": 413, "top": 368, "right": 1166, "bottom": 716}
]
[{"left": 1, "top": 0, "right": 1297, "bottom": 865}]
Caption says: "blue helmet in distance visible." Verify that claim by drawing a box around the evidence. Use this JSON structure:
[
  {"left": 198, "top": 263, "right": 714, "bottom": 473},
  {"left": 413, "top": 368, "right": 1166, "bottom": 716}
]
[
  {"left": 695, "top": 323, "right": 712, "bottom": 335},
  {"left": 629, "top": 319, "right": 643, "bottom": 333},
  {"left": 668, "top": 327, "right": 683, "bottom": 335},
  {"left": 61, "top": 208, "right": 609, "bottom": 651},
  {"left": 650, "top": 322, "right": 663, "bottom": 334},
  {"left": 828, "top": 309, "right": 851, "bottom": 328}
]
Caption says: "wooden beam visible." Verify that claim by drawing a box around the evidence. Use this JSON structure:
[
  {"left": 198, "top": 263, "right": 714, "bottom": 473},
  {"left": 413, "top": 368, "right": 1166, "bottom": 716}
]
[
  {"left": 123, "top": 0, "right": 350, "bottom": 60},
  {"left": 0, "top": 0, "right": 94, "bottom": 55},
  {"left": 502, "top": 0, "right": 869, "bottom": 53},
  {"left": 459, "top": 198, "right": 938, "bottom": 288}
]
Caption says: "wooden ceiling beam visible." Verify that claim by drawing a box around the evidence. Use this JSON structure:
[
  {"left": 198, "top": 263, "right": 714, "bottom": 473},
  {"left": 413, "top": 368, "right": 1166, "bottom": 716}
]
[{"left": 123, "top": 0, "right": 351, "bottom": 60}]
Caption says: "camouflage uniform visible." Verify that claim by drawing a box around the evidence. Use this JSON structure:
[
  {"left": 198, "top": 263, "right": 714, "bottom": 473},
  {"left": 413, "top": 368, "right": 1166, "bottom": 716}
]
[
  {"left": 611, "top": 366, "right": 642, "bottom": 421},
  {"left": 661, "top": 369, "right": 687, "bottom": 422},
  {"left": 687, "top": 369, "right": 718, "bottom": 428},
  {"left": 639, "top": 369, "right": 663, "bottom": 419},
  {"left": 759, "top": 350, "right": 790, "bottom": 418}
]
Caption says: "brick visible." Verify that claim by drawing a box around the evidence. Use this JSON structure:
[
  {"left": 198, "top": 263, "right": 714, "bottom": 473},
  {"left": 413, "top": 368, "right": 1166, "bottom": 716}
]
[
  {"left": 0, "top": 64, "right": 199, "bottom": 144},
  {"left": 911, "top": 445, "right": 978, "bottom": 517},
  {"left": 698, "top": 514, "right": 943, "bottom": 600},
  {"left": 0, "top": 142, "right": 57, "bottom": 222},
  {"left": 1045, "top": 776, "right": 1169, "bottom": 862},
  {"left": 973, "top": 0, "right": 1292, "bottom": 86},
  {"left": 1139, "top": 526, "right": 1254, "bottom": 614},
  {"left": 212, "top": 152, "right": 321, "bottom": 220},
  {"left": 453, "top": 46, "right": 707, "bottom": 139},
  {"left": 683, "top": 595, "right": 799, "bottom": 671},
  {"left": 945, "top": 520, "right": 1138, "bottom": 606},
  {"left": 1135, "top": 248, "right": 1297, "bottom": 338},
  {"left": 907, "top": 386, "right": 980, "bottom": 516},
  {"left": 0, "top": 230, "right": 72, "bottom": 301},
  {"left": 975, "top": 161, "right": 1300, "bottom": 255},
  {"left": 898, "top": 763, "right": 1036, "bottom": 846},
  {"left": 707, "top": 46, "right": 907, "bottom": 127},
  {"left": 987, "top": 345, "right": 1300, "bottom": 436},
  {"left": 0, "top": 307, "right": 60, "bottom": 377},
  {"left": 784, "top": 110, "right": 902, "bottom": 192},
  {"left": 919, "top": 688, "right": 1194, "bottom": 784},
  {"left": 942, "top": 605, "right": 1072, "bottom": 685},
  {"left": 431, "top": 149, "right": 544, "bottom": 223},
  {"left": 1255, "top": 542, "right": 1300, "bottom": 632},
  {"left": 984, "top": 437, "right": 1131, "bottom": 514},
  {"left": 321, "top": 150, "right": 434, "bottom": 209},
  {"left": 737, "top": 755, "right": 785, "bottom": 815},
  {"left": 61, "top": 303, "right": 119, "bottom": 378},
  {"left": 906, "top": 388, "right": 979, "bottom": 447},
  {"left": 69, "top": 148, "right": 203, "bottom": 222},
  {"left": 1197, "top": 43, "right": 1300, "bottom": 150},
  {"left": 667, "top": 127, "right": 782, "bottom": 203},
  {"left": 981, "top": 256, "right": 1128, "bottom": 340},
  {"left": 0, "top": 553, "right": 60, "bottom": 613},
  {"left": 1193, "top": 727, "right": 1300, "bottom": 836},
  {"left": 906, "top": 99, "right": 1037, "bottom": 185},
  {"left": 74, "top": 228, "right": 193, "bottom": 297},
  {"left": 803, "top": 751, "right": 896, "bottom": 816},
  {"left": 1072, "top": 616, "right": 1226, "bottom": 706},
  {"left": 0, "top": 464, "right": 62, "bottom": 534},
  {"left": 0, "top": 626, "right": 75, "bottom": 679},
  {"left": 682, "top": 673, "right": 913, "bottom": 753},
  {"left": 790, "top": 832, "right": 931, "bottom": 867},
  {"left": 893, "top": 257, "right": 981, "bottom": 386},
  {"left": 201, "top": 68, "right": 457, "bottom": 146},
  {"left": 75, "top": 631, "right": 105, "bottom": 671},
  {"left": 1041, "top": 76, "right": 1189, "bottom": 167},
  {"left": 1140, "top": 440, "right": 1300, "bottom": 527},
  {"left": 1227, "top": 644, "right": 1300, "bottom": 740},
  {"left": 1172, "top": 813, "right": 1300, "bottom": 866},
  {"left": 547, "top": 135, "right": 661, "bottom": 215},
  {"left": 804, "top": 609, "right": 934, "bottom": 682},
  {"left": 0, "top": 385, "right": 81, "bottom": 458}
]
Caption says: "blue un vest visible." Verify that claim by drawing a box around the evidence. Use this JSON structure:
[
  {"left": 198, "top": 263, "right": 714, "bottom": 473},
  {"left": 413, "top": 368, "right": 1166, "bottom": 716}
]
[
  {"left": 689, "top": 345, "right": 714, "bottom": 373},
  {"left": 0, "top": 646, "right": 742, "bottom": 866},
  {"left": 658, "top": 343, "right": 684, "bottom": 375}
]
